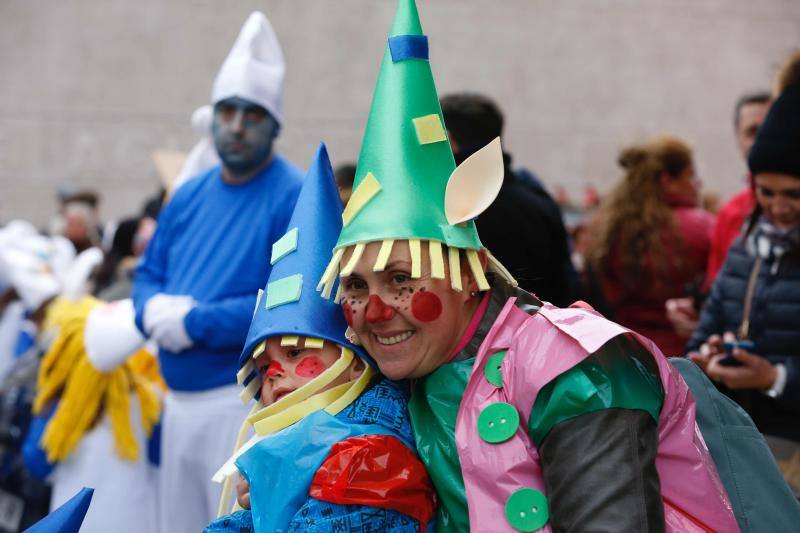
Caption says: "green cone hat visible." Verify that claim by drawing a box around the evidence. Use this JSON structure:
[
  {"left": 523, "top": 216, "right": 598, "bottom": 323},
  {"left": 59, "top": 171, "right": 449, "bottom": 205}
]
[{"left": 319, "top": 0, "right": 509, "bottom": 295}]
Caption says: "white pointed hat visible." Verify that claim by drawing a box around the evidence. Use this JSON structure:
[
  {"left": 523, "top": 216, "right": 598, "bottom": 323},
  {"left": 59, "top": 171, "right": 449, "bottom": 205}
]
[{"left": 211, "top": 11, "right": 285, "bottom": 125}]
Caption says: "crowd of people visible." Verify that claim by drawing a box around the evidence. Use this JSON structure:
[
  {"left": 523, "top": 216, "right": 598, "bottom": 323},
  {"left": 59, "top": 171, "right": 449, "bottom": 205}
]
[{"left": 1, "top": 1, "right": 800, "bottom": 531}]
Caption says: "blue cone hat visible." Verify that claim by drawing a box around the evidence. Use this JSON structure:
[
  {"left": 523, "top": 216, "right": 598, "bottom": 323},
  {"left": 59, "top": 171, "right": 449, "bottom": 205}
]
[
  {"left": 239, "top": 143, "right": 369, "bottom": 371},
  {"left": 24, "top": 487, "right": 93, "bottom": 533}
]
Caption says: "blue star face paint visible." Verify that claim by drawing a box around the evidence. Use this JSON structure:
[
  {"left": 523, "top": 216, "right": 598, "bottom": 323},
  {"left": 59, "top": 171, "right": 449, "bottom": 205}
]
[{"left": 212, "top": 96, "right": 279, "bottom": 176}]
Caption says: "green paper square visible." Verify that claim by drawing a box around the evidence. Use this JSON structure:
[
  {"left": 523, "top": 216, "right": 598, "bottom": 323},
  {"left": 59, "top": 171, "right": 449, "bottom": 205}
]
[
  {"left": 265, "top": 274, "right": 303, "bottom": 309},
  {"left": 270, "top": 227, "right": 299, "bottom": 265}
]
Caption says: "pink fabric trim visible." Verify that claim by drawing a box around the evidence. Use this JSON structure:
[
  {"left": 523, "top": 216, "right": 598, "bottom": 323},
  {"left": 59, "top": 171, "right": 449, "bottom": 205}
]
[
  {"left": 447, "top": 291, "right": 491, "bottom": 362},
  {"left": 454, "top": 302, "right": 739, "bottom": 533}
]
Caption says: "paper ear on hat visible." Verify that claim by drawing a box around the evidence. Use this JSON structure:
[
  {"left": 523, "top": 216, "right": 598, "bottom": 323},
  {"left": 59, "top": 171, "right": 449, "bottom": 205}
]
[{"left": 445, "top": 137, "right": 504, "bottom": 225}]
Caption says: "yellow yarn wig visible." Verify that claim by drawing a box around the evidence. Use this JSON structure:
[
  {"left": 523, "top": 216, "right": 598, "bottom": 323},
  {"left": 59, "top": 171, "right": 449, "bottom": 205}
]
[{"left": 32, "top": 297, "right": 164, "bottom": 462}]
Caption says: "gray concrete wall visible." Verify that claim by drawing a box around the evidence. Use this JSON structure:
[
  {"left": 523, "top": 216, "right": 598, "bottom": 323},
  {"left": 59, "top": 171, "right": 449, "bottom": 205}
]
[{"left": 2, "top": 0, "right": 799, "bottom": 226}]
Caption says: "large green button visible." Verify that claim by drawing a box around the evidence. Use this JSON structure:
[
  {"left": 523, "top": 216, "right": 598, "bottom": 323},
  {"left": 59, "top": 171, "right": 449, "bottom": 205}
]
[
  {"left": 477, "top": 402, "right": 519, "bottom": 443},
  {"left": 484, "top": 351, "right": 507, "bottom": 387},
  {"left": 505, "top": 487, "right": 549, "bottom": 531}
]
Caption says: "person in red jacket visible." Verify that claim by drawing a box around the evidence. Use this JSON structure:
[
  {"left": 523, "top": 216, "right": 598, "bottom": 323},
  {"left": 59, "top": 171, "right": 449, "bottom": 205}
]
[
  {"left": 589, "top": 135, "right": 714, "bottom": 356},
  {"left": 705, "top": 92, "right": 772, "bottom": 289},
  {"left": 667, "top": 92, "right": 770, "bottom": 338}
]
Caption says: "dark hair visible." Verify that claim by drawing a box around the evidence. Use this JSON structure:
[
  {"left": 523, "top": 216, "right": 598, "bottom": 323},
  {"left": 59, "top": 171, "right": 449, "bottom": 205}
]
[
  {"left": 733, "top": 91, "right": 771, "bottom": 129},
  {"left": 93, "top": 217, "right": 139, "bottom": 294},
  {"left": 440, "top": 93, "right": 504, "bottom": 156},
  {"left": 334, "top": 163, "right": 357, "bottom": 189},
  {"left": 141, "top": 190, "right": 165, "bottom": 220},
  {"left": 60, "top": 190, "right": 100, "bottom": 209}
]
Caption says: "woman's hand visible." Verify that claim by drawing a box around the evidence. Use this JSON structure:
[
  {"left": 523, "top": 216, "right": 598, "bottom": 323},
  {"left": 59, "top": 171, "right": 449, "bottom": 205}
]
[
  {"left": 688, "top": 333, "right": 725, "bottom": 371},
  {"left": 236, "top": 475, "right": 251, "bottom": 510},
  {"left": 665, "top": 297, "right": 699, "bottom": 338},
  {"left": 704, "top": 332, "right": 777, "bottom": 390}
]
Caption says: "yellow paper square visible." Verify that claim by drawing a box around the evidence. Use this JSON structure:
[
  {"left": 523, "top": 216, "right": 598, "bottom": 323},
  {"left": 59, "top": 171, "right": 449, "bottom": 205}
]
[
  {"left": 239, "top": 377, "right": 261, "bottom": 404},
  {"left": 340, "top": 243, "right": 365, "bottom": 277},
  {"left": 429, "top": 241, "right": 445, "bottom": 279},
  {"left": 333, "top": 282, "right": 343, "bottom": 304},
  {"left": 317, "top": 248, "right": 345, "bottom": 292},
  {"left": 448, "top": 247, "right": 462, "bottom": 292},
  {"left": 409, "top": 239, "right": 422, "bottom": 278},
  {"left": 342, "top": 173, "right": 381, "bottom": 226},
  {"left": 252, "top": 340, "right": 266, "bottom": 358},
  {"left": 304, "top": 337, "right": 324, "bottom": 349},
  {"left": 237, "top": 359, "right": 255, "bottom": 385},
  {"left": 280, "top": 335, "right": 299, "bottom": 347},
  {"left": 413, "top": 114, "right": 447, "bottom": 145},
  {"left": 467, "top": 249, "right": 490, "bottom": 291},
  {"left": 373, "top": 240, "right": 395, "bottom": 272}
]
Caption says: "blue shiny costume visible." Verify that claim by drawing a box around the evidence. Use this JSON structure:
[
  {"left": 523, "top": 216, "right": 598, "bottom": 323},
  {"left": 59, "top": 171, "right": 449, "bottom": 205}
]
[{"left": 205, "top": 379, "right": 427, "bottom": 533}]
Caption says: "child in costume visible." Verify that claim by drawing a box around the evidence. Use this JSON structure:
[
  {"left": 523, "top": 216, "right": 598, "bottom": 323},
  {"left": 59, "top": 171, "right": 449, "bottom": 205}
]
[
  {"left": 24, "top": 297, "right": 163, "bottom": 533},
  {"left": 316, "top": 1, "right": 739, "bottom": 531},
  {"left": 206, "top": 144, "right": 435, "bottom": 533}
]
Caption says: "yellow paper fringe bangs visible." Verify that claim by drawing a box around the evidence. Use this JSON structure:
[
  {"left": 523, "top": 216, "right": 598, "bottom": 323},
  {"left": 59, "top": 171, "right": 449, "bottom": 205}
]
[{"left": 317, "top": 239, "right": 516, "bottom": 298}]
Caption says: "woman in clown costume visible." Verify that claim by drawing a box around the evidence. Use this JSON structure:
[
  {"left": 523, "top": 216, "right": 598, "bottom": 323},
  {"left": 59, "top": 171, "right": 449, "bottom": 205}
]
[
  {"left": 316, "top": 1, "right": 740, "bottom": 531},
  {"left": 206, "top": 144, "right": 435, "bottom": 533}
]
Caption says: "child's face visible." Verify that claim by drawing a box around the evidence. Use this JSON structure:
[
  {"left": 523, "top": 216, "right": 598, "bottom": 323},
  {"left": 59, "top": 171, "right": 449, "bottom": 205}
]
[{"left": 254, "top": 337, "right": 363, "bottom": 405}]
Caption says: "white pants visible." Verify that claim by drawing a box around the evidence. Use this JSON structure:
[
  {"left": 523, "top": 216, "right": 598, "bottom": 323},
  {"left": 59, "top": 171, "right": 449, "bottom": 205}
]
[
  {"left": 50, "top": 402, "right": 156, "bottom": 533},
  {"left": 158, "top": 384, "right": 249, "bottom": 533},
  {"left": 0, "top": 302, "right": 24, "bottom": 376}
]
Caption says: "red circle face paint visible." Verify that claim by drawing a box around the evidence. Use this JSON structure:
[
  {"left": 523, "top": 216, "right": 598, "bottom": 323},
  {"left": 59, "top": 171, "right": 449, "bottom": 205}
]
[
  {"left": 411, "top": 290, "right": 442, "bottom": 322},
  {"left": 295, "top": 356, "right": 327, "bottom": 378},
  {"left": 342, "top": 303, "right": 354, "bottom": 327}
]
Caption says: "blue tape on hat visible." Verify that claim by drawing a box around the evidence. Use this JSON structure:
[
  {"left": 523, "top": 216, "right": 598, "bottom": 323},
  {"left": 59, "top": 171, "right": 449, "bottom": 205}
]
[{"left": 388, "top": 35, "right": 429, "bottom": 62}]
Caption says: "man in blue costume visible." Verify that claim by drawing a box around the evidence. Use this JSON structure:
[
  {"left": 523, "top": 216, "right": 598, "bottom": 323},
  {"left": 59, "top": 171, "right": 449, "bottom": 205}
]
[
  {"left": 131, "top": 11, "right": 303, "bottom": 532},
  {"left": 206, "top": 144, "right": 435, "bottom": 533}
]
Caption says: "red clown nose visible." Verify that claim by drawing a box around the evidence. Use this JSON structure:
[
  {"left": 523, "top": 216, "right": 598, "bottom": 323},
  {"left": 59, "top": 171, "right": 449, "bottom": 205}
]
[
  {"left": 365, "top": 294, "right": 396, "bottom": 323},
  {"left": 265, "top": 360, "right": 285, "bottom": 378}
]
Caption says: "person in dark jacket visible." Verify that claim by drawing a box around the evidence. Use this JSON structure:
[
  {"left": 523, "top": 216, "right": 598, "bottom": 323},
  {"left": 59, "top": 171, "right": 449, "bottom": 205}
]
[
  {"left": 687, "top": 51, "right": 800, "bottom": 444},
  {"left": 440, "top": 93, "right": 579, "bottom": 306}
]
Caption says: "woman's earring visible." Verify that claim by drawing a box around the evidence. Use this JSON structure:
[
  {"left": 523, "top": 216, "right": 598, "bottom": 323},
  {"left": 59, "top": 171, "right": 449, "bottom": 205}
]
[
  {"left": 345, "top": 326, "right": 360, "bottom": 346},
  {"left": 470, "top": 291, "right": 478, "bottom": 297}
]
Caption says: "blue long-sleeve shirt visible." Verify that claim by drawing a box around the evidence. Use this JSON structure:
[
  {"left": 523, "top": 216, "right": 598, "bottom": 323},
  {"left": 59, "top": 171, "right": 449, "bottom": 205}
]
[{"left": 133, "top": 156, "right": 303, "bottom": 391}]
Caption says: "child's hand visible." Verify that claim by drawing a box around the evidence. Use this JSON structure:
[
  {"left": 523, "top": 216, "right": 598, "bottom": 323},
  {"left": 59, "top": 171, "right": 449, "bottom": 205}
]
[{"left": 236, "top": 475, "right": 251, "bottom": 510}]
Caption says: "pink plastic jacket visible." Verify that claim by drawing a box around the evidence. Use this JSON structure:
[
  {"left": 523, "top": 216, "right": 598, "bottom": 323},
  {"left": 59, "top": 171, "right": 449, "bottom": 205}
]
[{"left": 454, "top": 299, "right": 739, "bottom": 532}]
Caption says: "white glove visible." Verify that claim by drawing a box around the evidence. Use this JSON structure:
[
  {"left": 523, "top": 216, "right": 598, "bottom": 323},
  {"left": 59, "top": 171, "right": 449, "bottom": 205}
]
[
  {"left": 144, "top": 294, "right": 196, "bottom": 352},
  {"left": 85, "top": 299, "right": 146, "bottom": 372},
  {"left": 143, "top": 293, "right": 194, "bottom": 335}
]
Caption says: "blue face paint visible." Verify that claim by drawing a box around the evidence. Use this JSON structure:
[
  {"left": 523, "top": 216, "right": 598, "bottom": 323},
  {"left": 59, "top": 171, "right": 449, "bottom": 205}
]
[{"left": 212, "top": 97, "right": 279, "bottom": 176}]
